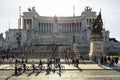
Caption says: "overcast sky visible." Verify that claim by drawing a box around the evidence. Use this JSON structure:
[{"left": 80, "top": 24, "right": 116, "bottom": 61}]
[{"left": 0, "top": 0, "right": 120, "bottom": 41}]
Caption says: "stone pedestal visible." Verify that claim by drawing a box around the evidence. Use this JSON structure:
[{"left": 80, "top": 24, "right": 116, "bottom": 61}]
[{"left": 89, "top": 34, "right": 104, "bottom": 61}]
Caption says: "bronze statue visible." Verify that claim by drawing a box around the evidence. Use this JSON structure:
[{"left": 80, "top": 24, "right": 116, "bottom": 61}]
[
  {"left": 85, "top": 6, "right": 92, "bottom": 12},
  {"left": 91, "top": 11, "right": 103, "bottom": 35}
]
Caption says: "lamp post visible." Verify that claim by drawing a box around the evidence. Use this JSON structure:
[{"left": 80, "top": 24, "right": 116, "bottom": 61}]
[
  {"left": 16, "top": 31, "right": 21, "bottom": 57},
  {"left": 52, "top": 34, "right": 56, "bottom": 58},
  {"left": 72, "top": 6, "right": 76, "bottom": 58}
]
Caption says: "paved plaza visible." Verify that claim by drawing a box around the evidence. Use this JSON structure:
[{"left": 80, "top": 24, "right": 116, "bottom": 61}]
[
  {"left": 0, "top": 70, "right": 120, "bottom": 80},
  {"left": 0, "top": 59, "right": 120, "bottom": 80}
]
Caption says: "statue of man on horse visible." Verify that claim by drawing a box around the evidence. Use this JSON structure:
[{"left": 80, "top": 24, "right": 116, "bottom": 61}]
[{"left": 91, "top": 10, "right": 103, "bottom": 35}]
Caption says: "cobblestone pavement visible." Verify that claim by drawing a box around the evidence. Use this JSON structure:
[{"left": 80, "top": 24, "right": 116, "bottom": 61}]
[{"left": 0, "top": 70, "right": 120, "bottom": 80}]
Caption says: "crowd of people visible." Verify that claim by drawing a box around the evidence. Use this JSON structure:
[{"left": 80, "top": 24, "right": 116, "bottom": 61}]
[
  {"left": 13, "top": 56, "right": 82, "bottom": 75},
  {"left": 0, "top": 54, "right": 119, "bottom": 75},
  {"left": 14, "top": 57, "right": 63, "bottom": 75},
  {"left": 94, "top": 56, "right": 119, "bottom": 67}
]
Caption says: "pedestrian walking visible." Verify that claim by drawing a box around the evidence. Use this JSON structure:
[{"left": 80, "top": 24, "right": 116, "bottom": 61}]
[
  {"left": 32, "top": 61, "right": 35, "bottom": 72},
  {"left": 58, "top": 63, "right": 61, "bottom": 73},
  {"left": 39, "top": 59, "right": 42, "bottom": 70}
]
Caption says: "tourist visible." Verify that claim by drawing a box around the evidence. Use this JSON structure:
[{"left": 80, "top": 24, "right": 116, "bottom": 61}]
[
  {"left": 94, "top": 56, "right": 97, "bottom": 63},
  {"left": 72, "top": 58, "right": 75, "bottom": 65},
  {"left": 54, "top": 59, "right": 57, "bottom": 68},
  {"left": 38, "top": 59, "right": 42, "bottom": 70},
  {"left": 21, "top": 58, "right": 24, "bottom": 64},
  {"left": 58, "top": 63, "right": 61, "bottom": 73},
  {"left": 2, "top": 55, "right": 5, "bottom": 64},
  {"left": 98, "top": 58, "right": 101, "bottom": 66},
  {"left": 107, "top": 56, "right": 111, "bottom": 63},
  {"left": 23, "top": 61, "right": 26, "bottom": 72},
  {"left": 6, "top": 54, "right": 9, "bottom": 61},
  {"left": 68, "top": 58, "right": 70, "bottom": 65},
  {"left": 14, "top": 59, "right": 18, "bottom": 75},
  {"left": 103, "top": 56, "right": 107, "bottom": 64},
  {"left": 18, "top": 63, "right": 22, "bottom": 73},
  {"left": 80, "top": 56, "right": 84, "bottom": 63},
  {"left": 46, "top": 66, "right": 50, "bottom": 75},
  {"left": 66, "top": 57, "right": 69, "bottom": 64},
  {"left": 0, "top": 57, "right": 2, "bottom": 65},
  {"left": 8, "top": 57, "right": 12, "bottom": 65},
  {"left": 74, "top": 59, "right": 76, "bottom": 67},
  {"left": 115, "top": 57, "right": 119, "bottom": 64},
  {"left": 49, "top": 58, "right": 52, "bottom": 68},
  {"left": 25, "top": 58, "right": 28, "bottom": 64},
  {"left": 52, "top": 66, "right": 55, "bottom": 73},
  {"left": 111, "top": 58, "right": 115, "bottom": 67},
  {"left": 76, "top": 58, "right": 79, "bottom": 67},
  {"left": 100, "top": 56, "right": 104, "bottom": 65},
  {"left": 47, "top": 59, "right": 50, "bottom": 67},
  {"left": 32, "top": 61, "right": 35, "bottom": 72},
  {"left": 107, "top": 56, "right": 111, "bottom": 66}
]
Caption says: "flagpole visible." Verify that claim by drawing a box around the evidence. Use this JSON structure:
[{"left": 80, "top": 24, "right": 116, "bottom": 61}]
[
  {"left": 73, "top": 6, "right": 75, "bottom": 18},
  {"left": 18, "top": 6, "right": 22, "bottom": 57},
  {"left": 8, "top": 19, "right": 10, "bottom": 29},
  {"left": 73, "top": 6, "right": 75, "bottom": 44},
  {"left": 72, "top": 5, "right": 75, "bottom": 58},
  {"left": 19, "top": 6, "right": 21, "bottom": 29}
]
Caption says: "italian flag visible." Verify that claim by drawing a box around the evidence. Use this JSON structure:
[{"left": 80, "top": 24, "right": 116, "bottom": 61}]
[{"left": 73, "top": 19, "right": 76, "bottom": 27}]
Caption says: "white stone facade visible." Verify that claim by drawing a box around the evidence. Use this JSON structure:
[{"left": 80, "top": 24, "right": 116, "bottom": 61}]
[
  {"left": 21, "top": 8, "right": 109, "bottom": 44},
  {"left": 6, "top": 29, "right": 27, "bottom": 49},
  {"left": 5, "top": 7, "right": 120, "bottom": 55}
]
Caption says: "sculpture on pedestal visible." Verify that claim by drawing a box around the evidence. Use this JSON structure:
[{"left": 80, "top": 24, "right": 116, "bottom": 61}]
[
  {"left": 91, "top": 11, "right": 103, "bottom": 38},
  {"left": 89, "top": 10, "right": 104, "bottom": 61}
]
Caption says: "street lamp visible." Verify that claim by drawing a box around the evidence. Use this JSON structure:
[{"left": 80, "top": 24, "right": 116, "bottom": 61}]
[
  {"left": 52, "top": 34, "right": 56, "bottom": 58},
  {"left": 16, "top": 32, "right": 22, "bottom": 57}
]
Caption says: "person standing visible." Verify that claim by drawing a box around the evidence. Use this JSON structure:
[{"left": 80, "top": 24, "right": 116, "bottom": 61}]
[
  {"left": 72, "top": 58, "right": 75, "bottom": 65},
  {"left": 39, "top": 59, "right": 42, "bottom": 70},
  {"left": 115, "top": 57, "right": 119, "bottom": 64},
  {"left": 14, "top": 60, "right": 18, "bottom": 75},
  {"left": 58, "top": 63, "right": 61, "bottom": 73},
  {"left": 32, "top": 61, "right": 35, "bottom": 72},
  {"left": 0, "top": 57, "right": 2, "bottom": 65},
  {"left": 76, "top": 58, "right": 79, "bottom": 67},
  {"left": 25, "top": 58, "right": 28, "bottom": 64},
  {"left": 80, "top": 56, "right": 83, "bottom": 63},
  {"left": 23, "top": 61, "right": 26, "bottom": 72},
  {"left": 49, "top": 58, "right": 52, "bottom": 68}
]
